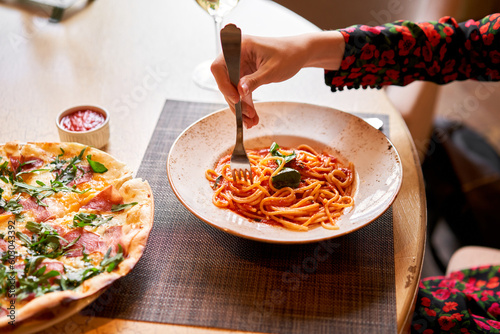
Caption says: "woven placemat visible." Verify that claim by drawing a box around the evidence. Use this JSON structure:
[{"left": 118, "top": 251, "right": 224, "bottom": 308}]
[{"left": 84, "top": 100, "right": 396, "bottom": 333}]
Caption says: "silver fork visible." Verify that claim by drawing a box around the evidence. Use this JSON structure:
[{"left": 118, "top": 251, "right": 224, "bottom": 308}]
[{"left": 220, "top": 24, "right": 253, "bottom": 183}]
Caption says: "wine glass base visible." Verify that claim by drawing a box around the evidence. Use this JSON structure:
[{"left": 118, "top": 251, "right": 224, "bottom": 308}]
[{"left": 193, "top": 60, "right": 219, "bottom": 91}]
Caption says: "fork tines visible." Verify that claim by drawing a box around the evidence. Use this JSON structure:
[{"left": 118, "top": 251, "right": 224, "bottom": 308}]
[{"left": 232, "top": 168, "right": 252, "bottom": 184}]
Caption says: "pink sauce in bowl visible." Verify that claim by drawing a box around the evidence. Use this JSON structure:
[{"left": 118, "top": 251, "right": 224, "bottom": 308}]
[
  {"left": 56, "top": 105, "right": 110, "bottom": 149},
  {"left": 60, "top": 109, "right": 106, "bottom": 132}
]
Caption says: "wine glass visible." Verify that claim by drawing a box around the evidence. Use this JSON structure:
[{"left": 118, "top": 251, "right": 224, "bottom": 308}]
[{"left": 193, "top": 0, "right": 240, "bottom": 90}]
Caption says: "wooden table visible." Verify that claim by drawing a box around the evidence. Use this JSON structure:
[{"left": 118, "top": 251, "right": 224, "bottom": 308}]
[{"left": 0, "top": 0, "right": 426, "bottom": 333}]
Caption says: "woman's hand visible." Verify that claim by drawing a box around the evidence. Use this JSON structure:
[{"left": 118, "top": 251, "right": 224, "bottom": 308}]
[{"left": 211, "top": 31, "right": 345, "bottom": 128}]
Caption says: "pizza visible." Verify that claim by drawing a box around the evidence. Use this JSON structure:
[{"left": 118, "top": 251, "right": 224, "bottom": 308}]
[{"left": 0, "top": 142, "right": 154, "bottom": 330}]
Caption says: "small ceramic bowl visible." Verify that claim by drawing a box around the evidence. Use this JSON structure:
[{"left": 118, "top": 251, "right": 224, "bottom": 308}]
[{"left": 56, "top": 105, "right": 110, "bottom": 149}]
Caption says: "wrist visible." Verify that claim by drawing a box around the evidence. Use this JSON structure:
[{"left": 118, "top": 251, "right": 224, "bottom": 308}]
[{"left": 303, "top": 31, "right": 345, "bottom": 71}]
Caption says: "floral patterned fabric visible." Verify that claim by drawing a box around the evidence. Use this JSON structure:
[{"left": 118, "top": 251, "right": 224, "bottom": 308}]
[
  {"left": 325, "top": 14, "right": 500, "bottom": 91},
  {"left": 412, "top": 265, "right": 500, "bottom": 333}
]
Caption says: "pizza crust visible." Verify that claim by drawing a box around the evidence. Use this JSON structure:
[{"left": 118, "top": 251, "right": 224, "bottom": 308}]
[{"left": 0, "top": 142, "right": 154, "bottom": 331}]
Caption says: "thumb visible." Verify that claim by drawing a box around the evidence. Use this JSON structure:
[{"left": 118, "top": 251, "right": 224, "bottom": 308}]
[{"left": 238, "top": 73, "right": 263, "bottom": 98}]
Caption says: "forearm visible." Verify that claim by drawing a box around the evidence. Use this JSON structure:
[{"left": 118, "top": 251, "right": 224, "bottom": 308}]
[{"left": 326, "top": 14, "right": 500, "bottom": 91}]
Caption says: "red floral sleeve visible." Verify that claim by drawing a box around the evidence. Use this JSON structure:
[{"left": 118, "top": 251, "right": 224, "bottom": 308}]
[
  {"left": 411, "top": 265, "right": 500, "bottom": 333},
  {"left": 325, "top": 14, "right": 500, "bottom": 91}
]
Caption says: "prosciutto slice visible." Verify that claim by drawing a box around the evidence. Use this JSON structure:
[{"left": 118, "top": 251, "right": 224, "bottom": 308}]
[
  {"left": 61, "top": 228, "right": 101, "bottom": 257},
  {"left": 62, "top": 225, "right": 126, "bottom": 258},
  {"left": 20, "top": 197, "right": 53, "bottom": 222},
  {"left": 100, "top": 225, "right": 125, "bottom": 256},
  {"left": 48, "top": 222, "right": 67, "bottom": 236},
  {"left": 9, "top": 156, "right": 44, "bottom": 172},
  {"left": 37, "top": 260, "right": 64, "bottom": 283},
  {"left": 81, "top": 185, "right": 123, "bottom": 212},
  {"left": 38, "top": 260, "right": 64, "bottom": 273},
  {"left": 0, "top": 239, "right": 8, "bottom": 252}
]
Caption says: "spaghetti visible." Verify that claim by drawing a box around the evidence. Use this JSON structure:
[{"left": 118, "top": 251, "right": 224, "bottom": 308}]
[{"left": 205, "top": 143, "right": 355, "bottom": 231}]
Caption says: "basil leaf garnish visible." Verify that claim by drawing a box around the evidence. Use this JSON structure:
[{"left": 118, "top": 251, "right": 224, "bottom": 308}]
[
  {"left": 212, "top": 175, "right": 223, "bottom": 190},
  {"left": 272, "top": 167, "right": 301, "bottom": 189},
  {"left": 269, "top": 142, "right": 296, "bottom": 166},
  {"left": 86, "top": 155, "right": 108, "bottom": 173}
]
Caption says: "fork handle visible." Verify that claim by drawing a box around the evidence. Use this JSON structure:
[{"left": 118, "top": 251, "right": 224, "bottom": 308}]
[{"left": 234, "top": 101, "right": 245, "bottom": 153}]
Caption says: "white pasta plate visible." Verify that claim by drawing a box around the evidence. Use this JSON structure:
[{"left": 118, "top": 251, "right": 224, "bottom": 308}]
[{"left": 167, "top": 101, "right": 402, "bottom": 244}]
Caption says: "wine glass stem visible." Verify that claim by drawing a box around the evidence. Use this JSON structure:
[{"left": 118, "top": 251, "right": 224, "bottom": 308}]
[{"left": 214, "top": 15, "right": 222, "bottom": 56}]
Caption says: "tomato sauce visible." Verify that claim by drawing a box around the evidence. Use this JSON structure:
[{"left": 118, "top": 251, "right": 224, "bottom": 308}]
[{"left": 60, "top": 110, "right": 106, "bottom": 132}]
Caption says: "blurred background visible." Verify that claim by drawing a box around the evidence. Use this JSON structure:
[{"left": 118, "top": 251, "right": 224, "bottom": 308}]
[{"left": 273, "top": 0, "right": 500, "bottom": 30}]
